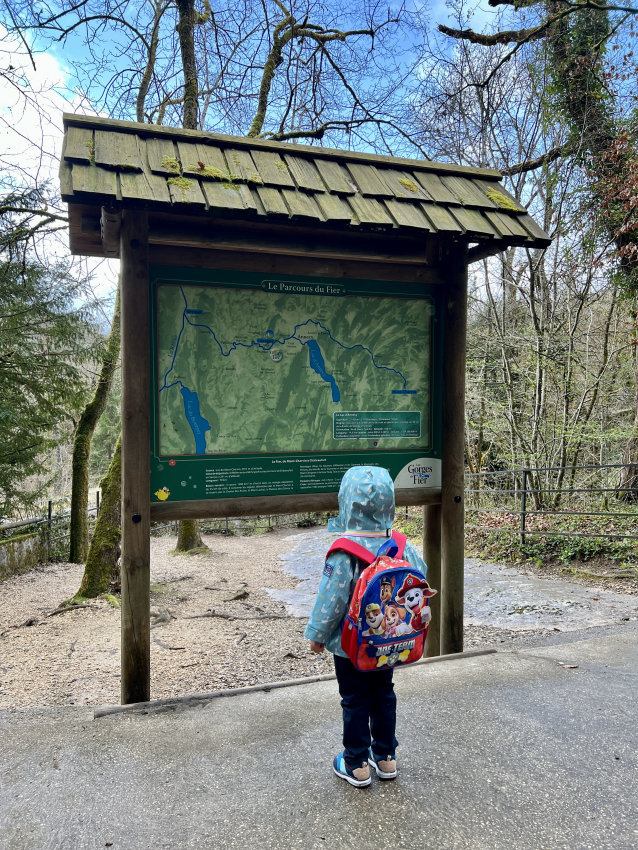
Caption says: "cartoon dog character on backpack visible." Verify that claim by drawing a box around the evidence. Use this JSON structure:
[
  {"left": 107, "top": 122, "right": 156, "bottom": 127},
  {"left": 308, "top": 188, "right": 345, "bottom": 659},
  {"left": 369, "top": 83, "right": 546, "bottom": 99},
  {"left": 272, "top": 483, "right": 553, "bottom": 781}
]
[
  {"left": 362, "top": 603, "right": 386, "bottom": 636},
  {"left": 384, "top": 603, "right": 409, "bottom": 638},
  {"left": 380, "top": 576, "right": 395, "bottom": 607},
  {"left": 396, "top": 574, "right": 437, "bottom": 632}
]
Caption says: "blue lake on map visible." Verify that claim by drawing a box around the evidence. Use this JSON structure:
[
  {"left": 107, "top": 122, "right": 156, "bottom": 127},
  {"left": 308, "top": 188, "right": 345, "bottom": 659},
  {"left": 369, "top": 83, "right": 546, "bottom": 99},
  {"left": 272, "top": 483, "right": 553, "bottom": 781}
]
[
  {"left": 306, "top": 340, "right": 340, "bottom": 402},
  {"left": 180, "top": 386, "right": 210, "bottom": 454}
]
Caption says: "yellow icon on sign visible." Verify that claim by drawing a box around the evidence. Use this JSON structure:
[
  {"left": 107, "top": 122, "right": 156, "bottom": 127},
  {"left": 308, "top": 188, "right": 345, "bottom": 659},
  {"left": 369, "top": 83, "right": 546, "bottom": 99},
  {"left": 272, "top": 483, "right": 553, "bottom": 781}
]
[{"left": 154, "top": 487, "right": 170, "bottom": 501}]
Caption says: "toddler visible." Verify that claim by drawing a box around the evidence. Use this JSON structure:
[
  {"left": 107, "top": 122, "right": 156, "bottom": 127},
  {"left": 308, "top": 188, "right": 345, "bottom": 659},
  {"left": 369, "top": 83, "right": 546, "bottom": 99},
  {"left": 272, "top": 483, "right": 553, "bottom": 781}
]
[{"left": 305, "top": 466, "right": 429, "bottom": 787}]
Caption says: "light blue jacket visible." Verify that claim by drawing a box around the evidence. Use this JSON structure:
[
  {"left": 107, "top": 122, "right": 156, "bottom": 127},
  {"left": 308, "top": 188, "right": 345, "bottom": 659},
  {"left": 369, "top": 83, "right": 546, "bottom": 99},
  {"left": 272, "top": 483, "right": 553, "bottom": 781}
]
[{"left": 304, "top": 466, "right": 429, "bottom": 657}]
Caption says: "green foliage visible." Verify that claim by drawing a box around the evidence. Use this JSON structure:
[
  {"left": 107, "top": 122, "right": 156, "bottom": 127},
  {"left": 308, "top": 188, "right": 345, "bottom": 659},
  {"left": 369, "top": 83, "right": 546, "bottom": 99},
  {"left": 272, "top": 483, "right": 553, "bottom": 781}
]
[{"left": 0, "top": 256, "right": 95, "bottom": 516}]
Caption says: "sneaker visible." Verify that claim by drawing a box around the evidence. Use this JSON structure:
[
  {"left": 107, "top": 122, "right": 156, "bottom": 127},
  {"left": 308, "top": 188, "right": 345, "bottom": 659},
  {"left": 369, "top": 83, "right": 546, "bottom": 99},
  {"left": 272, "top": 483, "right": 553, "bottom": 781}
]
[
  {"left": 368, "top": 748, "right": 397, "bottom": 780},
  {"left": 333, "top": 753, "right": 371, "bottom": 788}
]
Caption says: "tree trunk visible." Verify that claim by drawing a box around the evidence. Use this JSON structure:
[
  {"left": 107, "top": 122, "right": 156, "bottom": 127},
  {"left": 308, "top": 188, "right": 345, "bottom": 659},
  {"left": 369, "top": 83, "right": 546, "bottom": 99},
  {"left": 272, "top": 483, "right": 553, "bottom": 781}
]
[
  {"left": 75, "top": 435, "right": 122, "bottom": 598},
  {"left": 175, "top": 519, "right": 208, "bottom": 553},
  {"left": 175, "top": 0, "right": 199, "bottom": 130},
  {"left": 69, "top": 285, "right": 121, "bottom": 563}
]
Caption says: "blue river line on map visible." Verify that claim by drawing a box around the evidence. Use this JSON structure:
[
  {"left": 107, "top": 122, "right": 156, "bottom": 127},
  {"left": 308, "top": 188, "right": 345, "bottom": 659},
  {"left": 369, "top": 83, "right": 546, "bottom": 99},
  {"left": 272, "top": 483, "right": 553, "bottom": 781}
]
[{"left": 160, "top": 286, "right": 411, "bottom": 452}]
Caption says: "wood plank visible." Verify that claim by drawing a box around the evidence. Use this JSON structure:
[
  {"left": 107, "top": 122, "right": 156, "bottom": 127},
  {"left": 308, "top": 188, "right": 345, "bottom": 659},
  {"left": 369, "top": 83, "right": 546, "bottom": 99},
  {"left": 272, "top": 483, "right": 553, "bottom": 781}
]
[
  {"left": 440, "top": 241, "right": 468, "bottom": 655},
  {"left": 71, "top": 163, "right": 118, "bottom": 198},
  {"left": 120, "top": 167, "right": 171, "bottom": 204},
  {"left": 483, "top": 210, "right": 513, "bottom": 238},
  {"left": 381, "top": 169, "right": 430, "bottom": 201},
  {"left": 94, "top": 130, "right": 143, "bottom": 171},
  {"left": 225, "top": 148, "right": 263, "bottom": 184},
  {"left": 313, "top": 159, "right": 355, "bottom": 194},
  {"left": 484, "top": 210, "right": 530, "bottom": 240},
  {"left": 150, "top": 487, "right": 442, "bottom": 521},
  {"left": 473, "top": 179, "right": 527, "bottom": 213},
  {"left": 148, "top": 244, "right": 444, "bottom": 283},
  {"left": 347, "top": 193, "right": 394, "bottom": 227},
  {"left": 440, "top": 175, "right": 497, "bottom": 208},
  {"left": 284, "top": 155, "right": 325, "bottom": 192},
  {"left": 468, "top": 240, "right": 510, "bottom": 263},
  {"left": 347, "top": 163, "right": 394, "bottom": 197},
  {"left": 420, "top": 203, "right": 464, "bottom": 234},
  {"left": 518, "top": 213, "right": 552, "bottom": 244},
  {"left": 139, "top": 141, "right": 172, "bottom": 204},
  {"left": 255, "top": 186, "right": 290, "bottom": 218},
  {"left": 450, "top": 207, "right": 497, "bottom": 238},
  {"left": 121, "top": 138, "right": 172, "bottom": 205},
  {"left": 384, "top": 199, "right": 432, "bottom": 231},
  {"left": 280, "top": 189, "right": 323, "bottom": 221},
  {"left": 59, "top": 135, "right": 74, "bottom": 196},
  {"left": 250, "top": 150, "right": 295, "bottom": 187},
  {"left": 146, "top": 137, "right": 179, "bottom": 174},
  {"left": 178, "top": 141, "right": 229, "bottom": 178},
  {"left": 65, "top": 112, "right": 503, "bottom": 177},
  {"left": 313, "top": 192, "right": 353, "bottom": 225},
  {"left": 202, "top": 181, "right": 252, "bottom": 215},
  {"left": 166, "top": 175, "right": 206, "bottom": 207},
  {"left": 423, "top": 503, "right": 441, "bottom": 657},
  {"left": 147, "top": 218, "right": 434, "bottom": 264},
  {"left": 413, "top": 172, "right": 459, "bottom": 204},
  {"left": 65, "top": 126, "right": 93, "bottom": 162},
  {"left": 236, "top": 183, "right": 258, "bottom": 214},
  {"left": 100, "top": 207, "right": 121, "bottom": 258},
  {"left": 120, "top": 209, "right": 151, "bottom": 704}
]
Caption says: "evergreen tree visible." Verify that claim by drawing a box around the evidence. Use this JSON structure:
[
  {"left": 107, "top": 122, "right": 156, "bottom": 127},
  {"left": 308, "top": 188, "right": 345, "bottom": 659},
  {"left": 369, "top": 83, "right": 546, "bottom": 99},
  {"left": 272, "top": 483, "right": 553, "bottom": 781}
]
[{"left": 0, "top": 256, "right": 95, "bottom": 516}]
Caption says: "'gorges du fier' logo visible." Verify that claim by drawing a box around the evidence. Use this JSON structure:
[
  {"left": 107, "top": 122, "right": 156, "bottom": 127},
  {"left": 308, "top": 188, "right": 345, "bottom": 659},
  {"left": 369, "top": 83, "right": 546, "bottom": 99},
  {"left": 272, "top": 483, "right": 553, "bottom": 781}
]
[{"left": 408, "top": 463, "right": 432, "bottom": 485}]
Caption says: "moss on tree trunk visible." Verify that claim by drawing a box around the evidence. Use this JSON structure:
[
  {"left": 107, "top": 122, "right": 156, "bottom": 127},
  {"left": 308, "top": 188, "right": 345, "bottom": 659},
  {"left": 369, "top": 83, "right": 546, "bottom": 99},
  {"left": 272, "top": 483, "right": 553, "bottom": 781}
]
[
  {"left": 175, "top": 519, "right": 208, "bottom": 553},
  {"left": 76, "top": 435, "right": 122, "bottom": 598},
  {"left": 69, "top": 285, "right": 121, "bottom": 563}
]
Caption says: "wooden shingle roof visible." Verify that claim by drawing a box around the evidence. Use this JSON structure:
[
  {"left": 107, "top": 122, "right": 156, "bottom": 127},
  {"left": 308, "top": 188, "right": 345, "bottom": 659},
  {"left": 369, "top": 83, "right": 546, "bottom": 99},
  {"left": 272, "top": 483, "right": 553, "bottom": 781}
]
[{"left": 60, "top": 114, "right": 550, "bottom": 258}]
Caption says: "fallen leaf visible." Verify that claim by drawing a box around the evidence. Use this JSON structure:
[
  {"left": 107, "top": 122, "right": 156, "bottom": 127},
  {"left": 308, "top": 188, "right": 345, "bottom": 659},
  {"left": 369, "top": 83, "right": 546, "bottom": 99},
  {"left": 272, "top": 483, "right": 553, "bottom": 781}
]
[{"left": 553, "top": 627, "right": 561, "bottom": 632}]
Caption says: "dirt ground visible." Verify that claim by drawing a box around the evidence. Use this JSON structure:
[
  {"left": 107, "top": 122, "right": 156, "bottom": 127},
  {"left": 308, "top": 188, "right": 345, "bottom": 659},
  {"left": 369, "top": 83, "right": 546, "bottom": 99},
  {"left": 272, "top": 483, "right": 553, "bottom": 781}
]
[{"left": 0, "top": 529, "right": 337, "bottom": 710}]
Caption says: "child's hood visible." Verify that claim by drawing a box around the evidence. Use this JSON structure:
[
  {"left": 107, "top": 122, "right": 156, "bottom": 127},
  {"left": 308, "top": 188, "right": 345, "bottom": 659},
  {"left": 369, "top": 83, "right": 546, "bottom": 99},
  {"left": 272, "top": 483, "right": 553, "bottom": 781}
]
[{"left": 328, "top": 466, "right": 395, "bottom": 534}]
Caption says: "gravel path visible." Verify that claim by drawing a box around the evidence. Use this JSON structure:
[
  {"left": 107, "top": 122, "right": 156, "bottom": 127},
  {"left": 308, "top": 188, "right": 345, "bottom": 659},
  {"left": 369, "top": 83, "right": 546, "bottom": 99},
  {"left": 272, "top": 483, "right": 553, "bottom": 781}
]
[{"left": 0, "top": 530, "right": 335, "bottom": 710}]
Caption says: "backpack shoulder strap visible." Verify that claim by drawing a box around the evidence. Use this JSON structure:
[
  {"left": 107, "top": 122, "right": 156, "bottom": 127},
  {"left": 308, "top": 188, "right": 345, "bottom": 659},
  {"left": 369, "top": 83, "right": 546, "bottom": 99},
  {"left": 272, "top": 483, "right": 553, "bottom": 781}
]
[
  {"left": 391, "top": 530, "right": 407, "bottom": 558},
  {"left": 326, "top": 537, "right": 376, "bottom": 565}
]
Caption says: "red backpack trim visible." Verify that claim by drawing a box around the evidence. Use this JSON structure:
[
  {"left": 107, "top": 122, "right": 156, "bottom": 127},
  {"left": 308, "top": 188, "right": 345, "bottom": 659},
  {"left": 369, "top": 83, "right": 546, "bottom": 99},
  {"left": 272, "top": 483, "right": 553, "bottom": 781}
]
[{"left": 326, "top": 530, "right": 407, "bottom": 564}]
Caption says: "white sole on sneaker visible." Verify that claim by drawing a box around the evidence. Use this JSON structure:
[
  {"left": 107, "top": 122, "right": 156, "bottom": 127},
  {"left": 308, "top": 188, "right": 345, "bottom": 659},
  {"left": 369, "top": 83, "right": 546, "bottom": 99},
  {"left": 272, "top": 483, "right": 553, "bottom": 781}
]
[
  {"left": 369, "top": 756, "right": 397, "bottom": 780},
  {"left": 333, "top": 765, "right": 372, "bottom": 788}
]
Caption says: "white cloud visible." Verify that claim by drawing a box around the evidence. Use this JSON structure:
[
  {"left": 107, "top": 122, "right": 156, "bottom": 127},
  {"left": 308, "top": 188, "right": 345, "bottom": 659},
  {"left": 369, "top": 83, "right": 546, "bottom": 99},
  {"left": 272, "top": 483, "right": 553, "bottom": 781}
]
[{"left": 1, "top": 27, "right": 117, "bottom": 299}]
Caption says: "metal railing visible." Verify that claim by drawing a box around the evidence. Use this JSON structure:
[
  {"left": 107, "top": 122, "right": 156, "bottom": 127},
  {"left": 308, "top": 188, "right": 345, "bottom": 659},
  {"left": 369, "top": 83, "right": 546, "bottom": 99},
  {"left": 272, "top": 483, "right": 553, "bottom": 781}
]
[
  {"left": 465, "top": 463, "right": 638, "bottom": 544},
  {"left": 0, "top": 491, "right": 102, "bottom": 558}
]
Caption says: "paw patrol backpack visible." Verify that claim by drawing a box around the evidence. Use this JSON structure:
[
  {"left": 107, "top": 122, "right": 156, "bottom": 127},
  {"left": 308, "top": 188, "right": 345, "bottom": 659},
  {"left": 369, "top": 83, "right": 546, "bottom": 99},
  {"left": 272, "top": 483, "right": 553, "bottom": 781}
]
[{"left": 327, "top": 531, "right": 437, "bottom": 672}]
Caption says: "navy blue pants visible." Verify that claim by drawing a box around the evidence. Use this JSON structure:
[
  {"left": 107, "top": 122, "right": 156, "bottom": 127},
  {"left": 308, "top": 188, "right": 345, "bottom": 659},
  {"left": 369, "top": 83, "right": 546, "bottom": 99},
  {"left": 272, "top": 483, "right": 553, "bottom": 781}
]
[{"left": 333, "top": 654, "right": 398, "bottom": 767}]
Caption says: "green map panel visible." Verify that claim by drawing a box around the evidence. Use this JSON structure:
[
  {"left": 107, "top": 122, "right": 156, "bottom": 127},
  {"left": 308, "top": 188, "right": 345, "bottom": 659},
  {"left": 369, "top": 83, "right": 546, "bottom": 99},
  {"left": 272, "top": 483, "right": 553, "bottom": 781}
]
[{"left": 156, "top": 283, "right": 432, "bottom": 457}]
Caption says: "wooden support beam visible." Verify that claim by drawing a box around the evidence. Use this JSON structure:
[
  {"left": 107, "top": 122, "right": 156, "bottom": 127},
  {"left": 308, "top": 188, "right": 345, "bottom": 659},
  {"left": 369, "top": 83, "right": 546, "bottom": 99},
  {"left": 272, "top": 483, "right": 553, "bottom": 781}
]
[
  {"left": 440, "top": 242, "right": 468, "bottom": 655},
  {"left": 467, "top": 240, "right": 509, "bottom": 264},
  {"left": 101, "top": 207, "right": 121, "bottom": 258},
  {"left": 120, "top": 210, "right": 151, "bottom": 705},
  {"left": 150, "top": 487, "right": 442, "bottom": 522},
  {"left": 423, "top": 503, "right": 442, "bottom": 657}
]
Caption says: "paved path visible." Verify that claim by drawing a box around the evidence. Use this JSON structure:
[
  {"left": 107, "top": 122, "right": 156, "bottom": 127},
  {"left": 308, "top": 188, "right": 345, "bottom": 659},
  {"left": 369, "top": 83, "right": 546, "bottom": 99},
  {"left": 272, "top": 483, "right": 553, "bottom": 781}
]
[
  {"left": 2, "top": 625, "right": 637, "bottom": 849},
  {"left": 266, "top": 529, "right": 638, "bottom": 631}
]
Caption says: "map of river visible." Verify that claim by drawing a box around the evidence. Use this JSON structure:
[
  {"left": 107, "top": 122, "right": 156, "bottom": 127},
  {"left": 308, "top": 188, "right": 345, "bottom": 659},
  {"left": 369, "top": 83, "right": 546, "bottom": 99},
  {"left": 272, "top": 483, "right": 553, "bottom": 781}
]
[{"left": 157, "top": 283, "right": 431, "bottom": 456}]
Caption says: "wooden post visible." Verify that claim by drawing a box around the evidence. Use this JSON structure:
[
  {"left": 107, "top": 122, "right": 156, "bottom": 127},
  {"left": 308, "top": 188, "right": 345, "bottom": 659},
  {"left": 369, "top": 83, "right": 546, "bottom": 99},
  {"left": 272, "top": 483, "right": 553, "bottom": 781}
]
[
  {"left": 423, "top": 503, "right": 441, "bottom": 657},
  {"left": 520, "top": 469, "right": 528, "bottom": 546},
  {"left": 120, "top": 210, "right": 151, "bottom": 705},
  {"left": 440, "top": 242, "right": 468, "bottom": 655}
]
